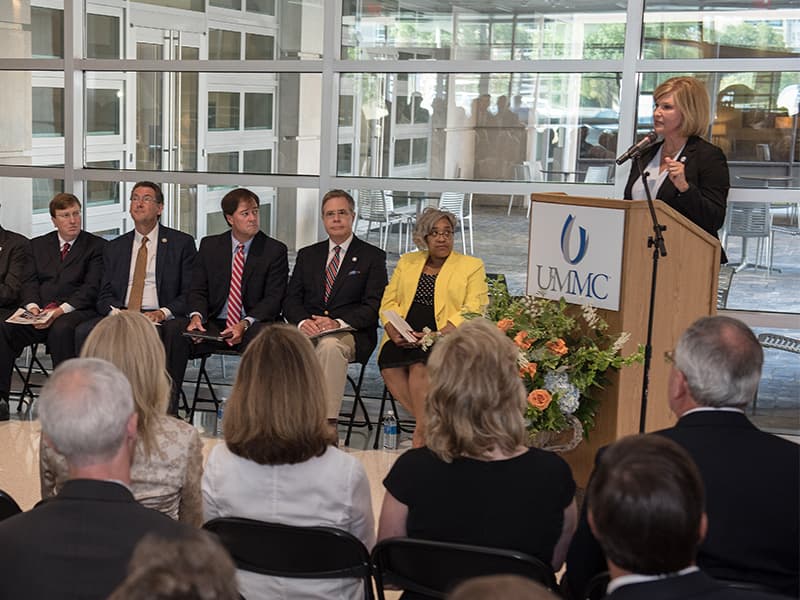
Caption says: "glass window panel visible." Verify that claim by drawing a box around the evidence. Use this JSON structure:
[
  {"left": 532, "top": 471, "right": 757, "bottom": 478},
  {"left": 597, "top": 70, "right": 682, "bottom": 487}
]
[
  {"left": 32, "top": 87, "right": 64, "bottom": 137},
  {"left": 208, "top": 151, "right": 239, "bottom": 173},
  {"left": 86, "top": 89, "right": 121, "bottom": 135},
  {"left": 31, "top": 6, "right": 64, "bottom": 59},
  {"left": 245, "top": 33, "right": 275, "bottom": 60},
  {"left": 243, "top": 149, "right": 272, "bottom": 173},
  {"left": 247, "top": 0, "right": 275, "bottom": 15},
  {"left": 87, "top": 13, "right": 120, "bottom": 59},
  {"left": 92, "top": 227, "right": 121, "bottom": 240},
  {"left": 210, "top": 0, "right": 242, "bottom": 9},
  {"left": 643, "top": 2, "right": 800, "bottom": 59},
  {"left": 209, "top": 29, "right": 241, "bottom": 60},
  {"left": 85, "top": 161, "right": 121, "bottom": 207},
  {"left": 32, "top": 178, "right": 65, "bottom": 214},
  {"left": 341, "top": 3, "right": 626, "bottom": 60},
  {"left": 339, "top": 95, "right": 354, "bottom": 127},
  {"left": 340, "top": 72, "right": 621, "bottom": 181},
  {"left": 133, "top": 0, "right": 204, "bottom": 12},
  {"left": 337, "top": 143, "right": 352, "bottom": 175},
  {"left": 209, "top": 92, "right": 240, "bottom": 130},
  {"left": 244, "top": 93, "right": 273, "bottom": 129}
]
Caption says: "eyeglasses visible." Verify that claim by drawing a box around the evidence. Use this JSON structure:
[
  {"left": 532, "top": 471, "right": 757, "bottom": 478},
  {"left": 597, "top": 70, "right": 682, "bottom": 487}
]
[
  {"left": 664, "top": 350, "right": 675, "bottom": 364},
  {"left": 427, "top": 229, "right": 454, "bottom": 240},
  {"left": 323, "top": 209, "right": 353, "bottom": 220},
  {"left": 54, "top": 210, "right": 81, "bottom": 220},
  {"left": 131, "top": 195, "right": 159, "bottom": 204}
]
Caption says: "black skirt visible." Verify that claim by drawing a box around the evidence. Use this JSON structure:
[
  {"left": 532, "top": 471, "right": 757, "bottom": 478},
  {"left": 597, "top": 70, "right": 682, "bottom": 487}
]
[{"left": 378, "top": 301, "right": 437, "bottom": 369}]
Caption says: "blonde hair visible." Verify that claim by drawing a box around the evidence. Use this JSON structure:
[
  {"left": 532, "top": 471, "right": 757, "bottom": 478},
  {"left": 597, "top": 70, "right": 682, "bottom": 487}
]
[
  {"left": 425, "top": 318, "right": 527, "bottom": 462},
  {"left": 654, "top": 76, "right": 711, "bottom": 138},
  {"left": 412, "top": 207, "right": 457, "bottom": 251},
  {"left": 80, "top": 311, "right": 171, "bottom": 457},
  {"left": 223, "top": 324, "right": 336, "bottom": 464}
]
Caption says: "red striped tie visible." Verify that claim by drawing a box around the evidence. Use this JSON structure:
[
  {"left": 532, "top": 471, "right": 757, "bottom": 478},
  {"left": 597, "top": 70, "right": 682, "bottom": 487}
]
[
  {"left": 60, "top": 242, "right": 70, "bottom": 261},
  {"left": 324, "top": 245, "right": 341, "bottom": 303},
  {"left": 226, "top": 243, "right": 245, "bottom": 330}
]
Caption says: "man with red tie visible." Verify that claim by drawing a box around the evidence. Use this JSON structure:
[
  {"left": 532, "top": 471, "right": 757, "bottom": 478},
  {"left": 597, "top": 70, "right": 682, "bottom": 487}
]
[
  {"left": 0, "top": 193, "right": 106, "bottom": 415},
  {"left": 162, "top": 188, "right": 288, "bottom": 409},
  {"left": 283, "top": 189, "right": 387, "bottom": 428}
]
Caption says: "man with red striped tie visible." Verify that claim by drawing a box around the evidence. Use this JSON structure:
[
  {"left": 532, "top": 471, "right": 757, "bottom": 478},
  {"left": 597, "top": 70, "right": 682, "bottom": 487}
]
[
  {"left": 163, "top": 188, "right": 288, "bottom": 410},
  {"left": 283, "top": 190, "right": 387, "bottom": 433}
]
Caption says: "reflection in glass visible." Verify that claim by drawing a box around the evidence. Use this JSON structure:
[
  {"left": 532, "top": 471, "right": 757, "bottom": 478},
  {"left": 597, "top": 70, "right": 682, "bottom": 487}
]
[
  {"left": 244, "top": 93, "right": 273, "bottom": 129},
  {"left": 87, "top": 13, "right": 120, "bottom": 59},
  {"left": 339, "top": 72, "right": 621, "bottom": 181},
  {"left": 31, "top": 6, "right": 64, "bottom": 59},
  {"left": 247, "top": 0, "right": 275, "bottom": 15},
  {"left": 643, "top": 2, "right": 800, "bottom": 59},
  {"left": 209, "top": 29, "right": 242, "bottom": 60},
  {"left": 209, "top": 92, "right": 241, "bottom": 130},
  {"left": 85, "top": 162, "right": 121, "bottom": 207},
  {"left": 210, "top": 0, "right": 242, "bottom": 9},
  {"left": 32, "top": 87, "right": 64, "bottom": 137},
  {"left": 243, "top": 149, "right": 272, "bottom": 173},
  {"left": 136, "top": 44, "right": 162, "bottom": 170},
  {"left": 208, "top": 151, "right": 240, "bottom": 173},
  {"left": 246, "top": 33, "right": 275, "bottom": 60},
  {"left": 32, "top": 179, "right": 64, "bottom": 213},
  {"left": 86, "top": 89, "right": 120, "bottom": 135}
]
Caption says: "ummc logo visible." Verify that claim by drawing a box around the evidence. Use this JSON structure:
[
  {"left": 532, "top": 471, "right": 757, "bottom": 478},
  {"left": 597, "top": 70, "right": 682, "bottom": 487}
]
[{"left": 560, "top": 214, "right": 588, "bottom": 265}]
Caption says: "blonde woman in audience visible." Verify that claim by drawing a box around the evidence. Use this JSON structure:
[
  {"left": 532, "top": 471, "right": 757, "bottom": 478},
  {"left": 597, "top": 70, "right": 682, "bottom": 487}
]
[
  {"left": 378, "top": 318, "right": 577, "bottom": 573},
  {"left": 39, "top": 310, "right": 203, "bottom": 526},
  {"left": 202, "top": 324, "right": 374, "bottom": 600}
]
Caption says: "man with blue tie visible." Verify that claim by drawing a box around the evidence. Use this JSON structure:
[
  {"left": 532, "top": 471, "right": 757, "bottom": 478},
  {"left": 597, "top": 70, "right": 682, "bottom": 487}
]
[
  {"left": 283, "top": 189, "right": 387, "bottom": 427},
  {"left": 162, "top": 188, "right": 288, "bottom": 407}
]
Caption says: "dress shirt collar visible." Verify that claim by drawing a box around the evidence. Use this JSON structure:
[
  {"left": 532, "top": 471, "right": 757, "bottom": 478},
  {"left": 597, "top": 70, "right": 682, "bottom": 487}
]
[
  {"left": 607, "top": 566, "right": 699, "bottom": 594},
  {"left": 682, "top": 406, "right": 745, "bottom": 417},
  {"left": 328, "top": 234, "right": 353, "bottom": 257},
  {"left": 230, "top": 232, "right": 255, "bottom": 256},
  {"left": 134, "top": 224, "right": 159, "bottom": 247}
]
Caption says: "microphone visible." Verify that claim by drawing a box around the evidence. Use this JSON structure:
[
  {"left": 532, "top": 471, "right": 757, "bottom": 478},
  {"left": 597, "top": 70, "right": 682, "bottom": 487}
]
[{"left": 616, "top": 131, "right": 659, "bottom": 165}]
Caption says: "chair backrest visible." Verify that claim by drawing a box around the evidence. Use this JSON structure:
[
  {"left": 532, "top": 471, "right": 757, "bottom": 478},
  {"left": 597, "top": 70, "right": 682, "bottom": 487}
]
[
  {"left": 203, "top": 517, "right": 373, "bottom": 598},
  {"left": 371, "top": 537, "right": 557, "bottom": 600},
  {"left": 523, "top": 160, "right": 543, "bottom": 181},
  {"left": 357, "top": 189, "right": 389, "bottom": 222},
  {"left": 0, "top": 489, "right": 22, "bottom": 522},
  {"left": 724, "top": 202, "right": 771, "bottom": 238},
  {"left": 584, "top": 165, "right": 610, "bottom": 183},
  {"left": 438, "top": 192, "right": 465, "bottom": 217}
]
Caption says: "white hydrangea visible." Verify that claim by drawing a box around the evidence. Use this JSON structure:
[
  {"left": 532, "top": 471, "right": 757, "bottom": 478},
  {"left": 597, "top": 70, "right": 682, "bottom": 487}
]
[{"left": 544, "top": 371, "right": 580, "bottom": 414}]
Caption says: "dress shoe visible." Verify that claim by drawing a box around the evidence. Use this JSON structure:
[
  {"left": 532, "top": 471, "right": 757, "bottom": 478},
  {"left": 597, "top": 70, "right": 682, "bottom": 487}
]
[{"left": 0, "top": 399, "right": 10, "bottom": 421}]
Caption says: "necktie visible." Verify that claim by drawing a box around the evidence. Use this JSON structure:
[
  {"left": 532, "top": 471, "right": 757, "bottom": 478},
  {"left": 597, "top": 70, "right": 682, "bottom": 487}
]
[
  {"left": 324, "top": 245, "right": 341, "bottom": 303},
  {"left": 60, "top": 242, "right": 70, "bottom": 261},
  {"left": 128, "top": 237, "right": 148, "bottom": 312},
  {"left": 226, "top": 243, "right": 245, "bottom": 330}
]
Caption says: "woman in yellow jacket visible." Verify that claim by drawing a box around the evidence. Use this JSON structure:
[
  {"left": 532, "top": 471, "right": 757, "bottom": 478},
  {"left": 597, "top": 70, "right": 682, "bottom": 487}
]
[{"left": 379, "top": 207, "right": 489, "bottom": 447}]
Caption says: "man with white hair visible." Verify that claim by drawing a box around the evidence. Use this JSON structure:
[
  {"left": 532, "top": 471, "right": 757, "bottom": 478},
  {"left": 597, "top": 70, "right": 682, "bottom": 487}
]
[
  {"left": 0, "top": 358, "right": 188, "bottom": 600},
  {"left": 564, "top": 316, "right": 799, "bottom": 599}
]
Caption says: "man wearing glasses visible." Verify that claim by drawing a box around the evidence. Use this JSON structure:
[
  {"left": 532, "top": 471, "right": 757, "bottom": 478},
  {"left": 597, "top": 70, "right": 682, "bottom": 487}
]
[
  {"left": 283, "top": 189, "right": 387, "bottom": 431},
  {"left": 0, "top": 193, "right": 103, "bottom": 419}
]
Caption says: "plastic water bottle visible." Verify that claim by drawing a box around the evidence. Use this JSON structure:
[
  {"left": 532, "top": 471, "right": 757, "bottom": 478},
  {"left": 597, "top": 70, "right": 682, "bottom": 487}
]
[
  {"left": 383, "top": 410, "right": 398, "bottom": 450},
  {"left": 215, "top": 397, "right": 227, "bottom": 437}
]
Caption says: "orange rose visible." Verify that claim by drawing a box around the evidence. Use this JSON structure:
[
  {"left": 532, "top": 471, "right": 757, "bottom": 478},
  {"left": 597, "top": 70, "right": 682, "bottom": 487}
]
[
  {"left": 519, "top": 362, "right": 538, "bottom": 378},
  {"left": 527, "top": 389, "right": 552, "bottom": 410},
  {"left": 546, "top": 338, "right": 568, "bottom": 356},
  {"left": 497, "top": 318, "right": 514, "bottom": 332},
  {"left": 514, "top": 331, "right": 532, "bottom": 350}
]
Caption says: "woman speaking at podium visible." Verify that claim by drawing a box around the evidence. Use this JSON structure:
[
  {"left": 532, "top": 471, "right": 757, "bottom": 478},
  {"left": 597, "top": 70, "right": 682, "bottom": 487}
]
[{"left": 623, "top": 76, "right": 730, "bottom": 257}]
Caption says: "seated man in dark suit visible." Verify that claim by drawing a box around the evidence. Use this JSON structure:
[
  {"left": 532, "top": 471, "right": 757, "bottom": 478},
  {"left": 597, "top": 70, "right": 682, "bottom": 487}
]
[
  {"left": 0, "top": 222, "right": 35, "bottom": 419},
  {"left": 564, "top": 316, "right": 800, "bottom": 598},
  {"left": 162, "top": 187, "right": 288, "bottom": 405},
  {"left": 0, "top": 193, "right": 106, "bottom": 414},
  {"left": 283, "top": 189, "right": 387, "bottom": 427},
  {"left": 75, "top": 181, "right": 197, "bottom": 352},
  {"left": 586, "top": 434, "right": 783, "bottom": 600},
  {"left": 0, "top": 357, "right": 189, "bottom": 600}
]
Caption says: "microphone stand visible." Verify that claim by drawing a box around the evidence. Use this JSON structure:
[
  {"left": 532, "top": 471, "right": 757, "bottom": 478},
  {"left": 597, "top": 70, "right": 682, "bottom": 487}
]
[{"left": 635, "top": 150, "right": 667, "bottom": 433}]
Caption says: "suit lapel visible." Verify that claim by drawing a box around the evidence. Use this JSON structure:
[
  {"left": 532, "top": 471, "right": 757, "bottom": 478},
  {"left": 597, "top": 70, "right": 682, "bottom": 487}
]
[{"left": 154, "top": 225, "right": 166, "bottom": 298}]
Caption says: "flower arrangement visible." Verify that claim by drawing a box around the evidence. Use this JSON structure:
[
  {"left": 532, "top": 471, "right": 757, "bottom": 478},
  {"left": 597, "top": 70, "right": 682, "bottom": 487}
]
[{"left": 475, "top": 277, "right": 643, "bottom": 441}]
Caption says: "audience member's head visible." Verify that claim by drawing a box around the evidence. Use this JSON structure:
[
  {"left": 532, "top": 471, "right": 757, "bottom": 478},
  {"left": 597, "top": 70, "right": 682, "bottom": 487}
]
[
  {"left": 221, "top": 187, "right": 259, "bottom": 223},
  {"left": 80, "top": 311, "right": 171, "bottom": 456},
  {"left": 108, "top": 531, "right": 238, "bottom": 600},
  {"left": 448, "top": 575, "right": 559, "bottom": 600},
  {"left": 131, "top": 181, "right": 164, "bottom": 205},
  {"left": 587, "top": 435, "right": 706, "bottom": 576},
  {"left": 671, "top": 315, "right": 762, "bottom": 413},
  {"left": 425, "top": 317, "right": 527, "bottom": 462},
  {"left": 39, "top": 358, "right": 136, "bottom": 471},
  {"left": 224, "top": 324, "right": 336, "bottom": 465},
  {"left": 49, "top": 192, "right": 81, "bottom": 217},
  {"left": 413, "top": 207, "right": 457, "bottom": 251}
]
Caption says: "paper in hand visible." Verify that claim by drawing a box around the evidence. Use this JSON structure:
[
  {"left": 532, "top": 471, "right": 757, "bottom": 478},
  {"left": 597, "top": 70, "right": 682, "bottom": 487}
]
[{"left": 382, "top": 310, "right": 418, "bottom": 343}]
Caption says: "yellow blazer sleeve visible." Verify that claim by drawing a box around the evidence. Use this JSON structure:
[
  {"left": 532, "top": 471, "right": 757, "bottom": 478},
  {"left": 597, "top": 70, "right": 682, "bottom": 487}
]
[
  {"left": 379, "top": 252, "right": 427, "bottom": 348},
  {"left": 434, "top": 253, "right": 489, "bottom": 329}
]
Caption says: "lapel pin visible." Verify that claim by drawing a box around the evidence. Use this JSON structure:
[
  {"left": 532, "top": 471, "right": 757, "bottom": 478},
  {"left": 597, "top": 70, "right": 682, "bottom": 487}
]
[
  {"left": 352, "top": 256, "right": 357, "bottom": 262},
  {"left": 161, "top": 238, "right": 168, "bottom": 243}
]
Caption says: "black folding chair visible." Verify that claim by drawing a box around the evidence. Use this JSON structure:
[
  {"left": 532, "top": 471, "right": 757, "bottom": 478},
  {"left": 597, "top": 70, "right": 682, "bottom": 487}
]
[
  {"left": 372, "top": 386, "right": 416, "bottom": 450},
  {"left": 371, "top": 537, "right": 557, "bottom": 600},
  {"left": 338, "top": 360, "right": 374, "bottom": 447},
  {"left": 0, "top": 489, "right": 22, "bottom": 521},
  {"left": 203, "top": 517, "right": 374, "bottom": 599}
]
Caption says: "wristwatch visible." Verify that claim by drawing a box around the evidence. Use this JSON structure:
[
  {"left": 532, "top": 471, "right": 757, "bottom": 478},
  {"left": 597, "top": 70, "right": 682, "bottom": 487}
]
[{"left": 240, "top": 319, "right": 250, "bottom": 331}]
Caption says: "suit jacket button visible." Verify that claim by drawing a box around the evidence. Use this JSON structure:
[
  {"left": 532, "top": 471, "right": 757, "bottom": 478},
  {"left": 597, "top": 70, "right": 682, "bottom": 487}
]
[{"left": 324, "top": 310, "right": 329, "bottom": 316}]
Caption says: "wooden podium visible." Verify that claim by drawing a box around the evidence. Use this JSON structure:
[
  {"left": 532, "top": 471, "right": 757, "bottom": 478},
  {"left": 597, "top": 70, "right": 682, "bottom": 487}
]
[{"left": 530, "top": 193, "right": 721, "bottom": 486}]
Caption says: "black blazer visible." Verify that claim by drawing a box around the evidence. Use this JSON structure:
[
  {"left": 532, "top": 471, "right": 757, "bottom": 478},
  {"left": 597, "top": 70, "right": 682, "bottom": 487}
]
[
  {"left": 623, "top": 136, "right": 729, "bottom": 241},
  {"left": 97, "top": 224, "right": 197, "bottom": 317},
  {"left": 283, "top": 236, "right": 388, "bottom": 364},
  {"left": 0, "top": 226, "right": 35, "bottom": 315},
  {"left": 189, "top": 230, "right": 288, "bottom": 323},
  {"left": 21, "top": 230, "right": 106, "bottom": 311},
  {"left": 606, "top": 570, "right": 786, "bottom": 600},
  {"left": 564, "top": 411, "right": 800, "bottom": 599},
  {"left": 0, "top": 479, "right": 189, "bottom": 600}
]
